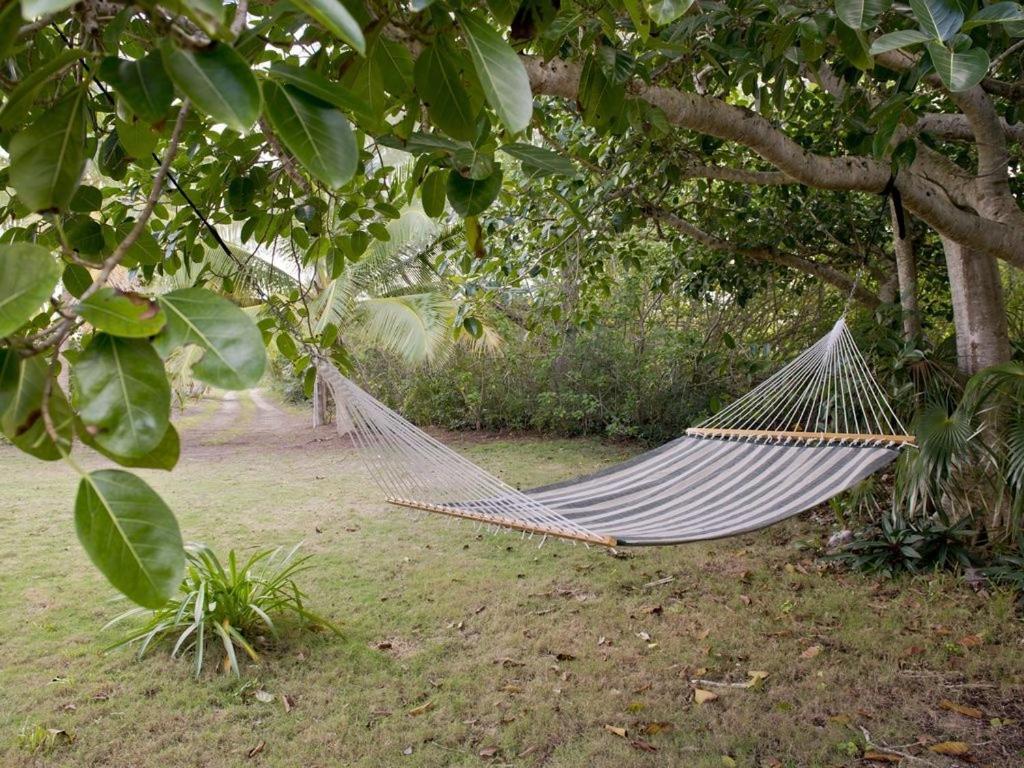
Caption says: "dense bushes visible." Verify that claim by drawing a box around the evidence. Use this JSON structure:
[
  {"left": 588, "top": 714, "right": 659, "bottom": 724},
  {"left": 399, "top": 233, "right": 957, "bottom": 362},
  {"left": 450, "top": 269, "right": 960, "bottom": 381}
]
[{"left": 353, "top": 322, "right": 785, "bottom": 443}]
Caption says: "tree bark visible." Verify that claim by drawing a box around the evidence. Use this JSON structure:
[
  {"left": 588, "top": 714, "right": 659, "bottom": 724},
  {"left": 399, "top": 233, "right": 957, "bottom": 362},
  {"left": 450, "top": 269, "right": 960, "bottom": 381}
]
[
  {"left": 892, "top": 203, "right": 921, "bottom": 342},
  {"left": 312, "top": 372, "right": 331, "bottom": 427},
  {"left": 941, "top": 238, "right": 1012, "bottom": 373}
]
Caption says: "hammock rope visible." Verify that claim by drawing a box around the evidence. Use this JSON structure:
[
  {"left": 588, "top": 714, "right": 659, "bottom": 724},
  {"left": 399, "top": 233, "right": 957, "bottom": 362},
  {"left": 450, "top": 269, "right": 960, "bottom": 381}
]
[{"left": 318, "top": 317, "right": 914, "bottom": 547}]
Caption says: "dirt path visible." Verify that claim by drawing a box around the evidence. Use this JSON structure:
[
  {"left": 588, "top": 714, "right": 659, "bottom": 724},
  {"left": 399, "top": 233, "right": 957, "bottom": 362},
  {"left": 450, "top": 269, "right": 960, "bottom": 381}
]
[{"left": 177, "top": 389, "right": 345, "bottom": 458}]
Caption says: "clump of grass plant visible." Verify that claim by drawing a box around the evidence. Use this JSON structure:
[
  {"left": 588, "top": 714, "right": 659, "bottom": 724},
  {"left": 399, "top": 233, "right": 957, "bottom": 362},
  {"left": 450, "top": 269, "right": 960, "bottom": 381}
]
[{"left": 105, "top": 543, "right": 338, "bottom": 676}]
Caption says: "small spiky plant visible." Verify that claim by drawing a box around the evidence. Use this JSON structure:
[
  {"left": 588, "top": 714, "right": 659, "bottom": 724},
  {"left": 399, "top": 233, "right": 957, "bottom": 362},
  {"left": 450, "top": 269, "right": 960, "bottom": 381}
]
[{"left": 105, "top": 543, "right": 339, "bottom": 677}]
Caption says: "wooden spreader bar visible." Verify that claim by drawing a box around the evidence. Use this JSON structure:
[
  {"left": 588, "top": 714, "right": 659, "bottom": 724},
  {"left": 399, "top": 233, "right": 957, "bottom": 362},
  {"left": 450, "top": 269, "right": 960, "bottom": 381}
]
[
  {"left": 385, "top": 496, "right": 618, "bottom": 547},
  {"left": 685, "top": 427, "right": 916, "bottom": 446}
]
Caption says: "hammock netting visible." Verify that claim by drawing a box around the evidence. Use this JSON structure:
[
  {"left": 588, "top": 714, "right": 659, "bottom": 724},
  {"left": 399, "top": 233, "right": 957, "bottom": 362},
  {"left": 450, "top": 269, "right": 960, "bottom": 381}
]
[{"left": 317, "top": 318, "right": 913, "bottom": 547}]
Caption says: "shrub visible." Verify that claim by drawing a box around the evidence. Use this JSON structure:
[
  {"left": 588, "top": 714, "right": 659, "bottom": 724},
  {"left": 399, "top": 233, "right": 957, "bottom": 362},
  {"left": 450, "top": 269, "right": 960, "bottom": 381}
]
[
  {"left": 829, "top": 513, "right": 975, "bottom": 577},
  {"left": 105, "top": 543, "right": 338, "bottom": 677}
]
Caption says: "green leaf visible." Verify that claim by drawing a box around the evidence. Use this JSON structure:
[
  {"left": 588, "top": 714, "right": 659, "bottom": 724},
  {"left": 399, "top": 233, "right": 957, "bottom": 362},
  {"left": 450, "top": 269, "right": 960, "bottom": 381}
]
[
  {"left": 835, "top": 0, "right": 891, "bottom": 30},
  {"left": 161, "top": 41, "right": 261, "bottom": 133},
  {"left": 370, "top": 37, "right": 415, "bottom": 97},
  {"left": 21, "top": 0, "right": 77, "bottom": 19},
  {"left": 421, "top": 169, "right": 448, "bottom": 217},
  {"left": 579, "top": 54, "right": 626, "bottom": 128},
  {"left": 623, "top": 0, "right": 651, "bottom": 39},
  {"left": 0, "top": 48, "right": 88, "bottom": 131},
  {"left": 447, "top": 167, "right": 503, "bottom": 216},
  {"left": 869, "top": 29, "right": 933, "bottom": 54},
  {"left": 75, "top": 469, "right": 185, "bottom": 608},
  {"left": 78, "top": 288, "right": 167, "bottom": 338},
  {"left": 927, "top": 42, "right": 990, "bottom": 91},
  {"left": 647, "top": 0, "right": 695, "bottom": 25},
  {"left": 98, "top": 53, "right": 174, "bottom": 124},
  {"left": 458, "top": 10, "right": 533, "bottom": 133},
  {"left": 266, "top": 62, "right": 374, "bottom": 123},
  {"left": 263, "top": 81, "right": 358, "bottom": 190},
  {"left": 0, "top": 352, "right": 73, "bottom": 460},
  {"left": 414, "top": 41, "right": 482, "bottom": 141},
  {"left": 153, "top": 288, "right": 267, "bottom": 389},
  {"left": 8, "top": 88, "right": 87, "bottom": 212},
  {"left": 836, "top": 22, "right": 874, "bottom": 70},
  {"left": 73, "top": 334, "right": 171, "bottom": 458},
  {"left": 499, "top": 142, "right": 576, "bottom": 177},
  {"left": 0, "top": 2, "right": 23, "bottom": 60},
  {"left": 0, "top": 243, "right": 61, "bottom": 337},
  {"left": 167, "top": 0, "right": 226, "bottom": 36},
  {"left": 290, "top": 0, "right": 366, "bottom": 54},
  {"left": 962, "top": 2, "right": 1024, "bottom": 30},
  {"left": 80, "top": 420, "right": 180, "bottom": 471},
  {"left": 909, "top": 0, "right": 964, "bottom": 40}
]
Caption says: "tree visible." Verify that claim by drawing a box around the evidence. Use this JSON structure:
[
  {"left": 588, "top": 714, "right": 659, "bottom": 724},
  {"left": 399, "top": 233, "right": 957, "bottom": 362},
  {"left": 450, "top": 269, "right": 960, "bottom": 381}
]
[{"left": 1, "top": 0, "right": 1021, "bottom": 604}]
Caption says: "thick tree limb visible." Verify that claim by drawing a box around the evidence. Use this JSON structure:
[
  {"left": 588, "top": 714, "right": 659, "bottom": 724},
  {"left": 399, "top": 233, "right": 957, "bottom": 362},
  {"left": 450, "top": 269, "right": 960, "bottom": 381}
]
[
  {"left": 521, "top": 56, "right": 1024, "bottom": 269},
  {"left": 648, "top": 206, "right": 881, "bottom": 309},
  {"left": 915, "top": 113, "right": 1024, "bottom": 145}
]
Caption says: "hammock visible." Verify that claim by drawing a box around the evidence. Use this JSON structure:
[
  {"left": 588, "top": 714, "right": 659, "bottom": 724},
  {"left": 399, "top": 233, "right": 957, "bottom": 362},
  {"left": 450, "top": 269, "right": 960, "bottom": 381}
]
[{"left": 317, "top": 318, "right": 914, "bottom": 547}]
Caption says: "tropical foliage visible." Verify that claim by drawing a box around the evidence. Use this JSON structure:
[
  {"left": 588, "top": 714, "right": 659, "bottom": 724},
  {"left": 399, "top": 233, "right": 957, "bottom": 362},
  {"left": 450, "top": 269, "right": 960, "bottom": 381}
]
[
  {"left": 104, "top": 543, "right": 338, "bottom": 677},
  {"left": 3, "top": 0, "right": 1024, "bottom": 605}
]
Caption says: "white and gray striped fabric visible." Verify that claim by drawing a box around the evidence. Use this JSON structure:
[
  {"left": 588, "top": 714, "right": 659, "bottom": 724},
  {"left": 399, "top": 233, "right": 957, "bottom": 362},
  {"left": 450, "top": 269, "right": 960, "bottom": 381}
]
[
  {"left": 317, "top": 317, "right": 909, "bottom": 547},
  {"left": 521, "top": 436, "right": 897, "bottom": 545}
]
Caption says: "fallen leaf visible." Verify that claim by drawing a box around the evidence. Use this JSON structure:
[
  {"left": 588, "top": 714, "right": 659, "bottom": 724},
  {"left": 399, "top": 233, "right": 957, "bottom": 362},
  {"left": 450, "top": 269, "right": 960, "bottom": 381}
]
[
  {"left": 721, "top": 756, "right": 737, "bottom": 767},
  {"left": 746, "top": 670, "right": 770, "bottom": 687},
  {"left": 408, "top": 701, "right": 435, "bottom": 716},
  {"left": 247, "top": 741, "right": 265, "bottom": 759},
  {"left": 375, "top": 641, "right": 393, "bottom": 650},
  {"left": 929, "top": 741, "right": 971, "bottom": 756},
  {"left": 959, "top": 634, "right": 983, "bottom": 648},
  {"left": 555, "top": 652, "right": 576, "bottom": 661},
  {"left": 254, "top": 690, "right": 274, "bottom": 704},
  {"left": 281, "top": 694, "right": 295, "bottom": 713},
  {"left": 939, "top": 699, "right": 983, "bottom": 719},
  {"left": 637, "top": 631, "right": 652, "bottom": 642},
  {"left": 800, "top": 645, "right": 822, "bottom": 660},
  {"left": 863, "top": 750, "right": 901, "bottom": 763},
  {"left": 603, "top": 724, "right": 628, "bottom": 738},
  {"left": 478, "top": 745, "right": 499, "bottom": 758},
  {"left": 630, "top": 738, "right": 657, "bottom": 752},
  {"left": 739, "top": 594, "right": 751, "bottom": 605},
  {"left": 402, "top": 746, "right": 413, "bottom": 756},
  {"left": 640, "top": 721, "right": 673, "bottom": 735},
  {"left": 694, "top": 689, "right": 718, "bottom": 704}
]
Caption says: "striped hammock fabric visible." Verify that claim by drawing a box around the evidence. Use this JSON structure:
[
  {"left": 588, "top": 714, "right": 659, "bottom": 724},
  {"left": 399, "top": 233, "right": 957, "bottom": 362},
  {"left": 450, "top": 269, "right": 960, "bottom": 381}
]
[{"left": 317, "top": 318, "right": 913, "bottom": 547}]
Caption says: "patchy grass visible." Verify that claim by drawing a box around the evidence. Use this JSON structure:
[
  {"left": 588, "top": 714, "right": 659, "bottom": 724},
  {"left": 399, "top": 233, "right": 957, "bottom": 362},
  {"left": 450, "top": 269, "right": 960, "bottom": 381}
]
[{"left": 0, "top": 394, "right": 1022, "bottom": 767}]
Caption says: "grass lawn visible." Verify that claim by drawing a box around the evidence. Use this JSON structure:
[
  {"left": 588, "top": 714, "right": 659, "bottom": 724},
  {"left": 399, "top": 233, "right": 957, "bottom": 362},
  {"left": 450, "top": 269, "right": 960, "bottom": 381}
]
[{"left": 0, "top": 391, "right": 1022, "bottom": 767}]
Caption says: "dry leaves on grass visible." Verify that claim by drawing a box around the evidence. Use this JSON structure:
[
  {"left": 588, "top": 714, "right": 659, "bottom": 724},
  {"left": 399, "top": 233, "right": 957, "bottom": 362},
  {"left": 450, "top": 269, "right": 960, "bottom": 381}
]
[
  {"left": 939, "top": 699, "right": 983, "bottom": 719},
  {"left": 800, "top": 644, "right": 822, "bottom": 660},
  {"left": 862, "top": 750, "right": 901, "bottom": 763},
  {"left": 603, "top": 724, "right": 628, "bottom": 738},
  {"left": 693, "top": 689, "right": 718, "bottom": 704},
  {"left": 929, "top": 740, "right": 972, "bottom": 756},
  {"left": 408, "top": 701, "right": 435, "bottom": 716},
  {"left": 246, "top": 741, "right": 265, "bottom": 759}
]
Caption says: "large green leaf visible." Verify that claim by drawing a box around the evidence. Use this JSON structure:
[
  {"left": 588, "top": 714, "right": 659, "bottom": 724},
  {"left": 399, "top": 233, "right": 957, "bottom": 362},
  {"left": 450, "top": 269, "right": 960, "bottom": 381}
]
[
  {"left": 153, "top": 288, "right": 267, "bottom": 390},
  {"left": 414, "top": 41, "right": 482, "bottom": 141},
  {"left": 868, "top": 29, "right": 932, "bottom": 54},
  {"left": 0, "top": 48, "right": 87, "bottom": 131},
  {"left": 579, "top": 54, "right": 626, "bottom": 129},
  {"left": 962, "top": 2, "right": 1024, "bottom": 30},
  {"left": 80, "top": 419, "right": 180, "bottom": 471},
  {"left": 499, "top": 142, "right": 576, "bottom": 177},
  {"left": 835, "top": 0, "right": 891, "bottom": 30},
  {"left": 927, "top": 42, "right": 990, "bottom": 91},
  {"left": 161, "top": 41, "right": 261, "bottom": 133},
  {"left": 446, "top": 167, "right": 503, "bottom": 216},
  {"left": 73, "top": 334, "right": 171, "bottom": 458},
  {"left": 909, "top": 0, "right": 964, "bottom": 40},
  {"left": 647, "top": 0, "right": 694, "bottom": 25},
  {"left": 75, "top": 469, "right": 185, "bottom": 608},
  {"left": 0, "top": 352, "right": 73, "bottom": 460},
  {"left": 8, "top": 89, "right": 87, "bottom": 212},
  {"left": 98, "top": 52, "right": 174, "bottom": 124},
  {"left": 262, "top": 81, "right": 358, "bottom": 189},
  {"left": 836, "top": 21, "right": 874, "bottom": 70},
  {"left": 290, "top": 0, "right": 365, "bottom": 54},
  {"left": 266, "top": 62, "right": 374, "bottom": 123},
  {"left": 458, "top": 11, "right": 533, "bottom": 133},
  {"left": 421, "top": 169, "right": 448, "bottom": 217},
  {"left": 0, "top": 243, "right": 61, "bottom": 337},
  {"left": 78, "top": 288, "right": 167, "bottom": 338}
]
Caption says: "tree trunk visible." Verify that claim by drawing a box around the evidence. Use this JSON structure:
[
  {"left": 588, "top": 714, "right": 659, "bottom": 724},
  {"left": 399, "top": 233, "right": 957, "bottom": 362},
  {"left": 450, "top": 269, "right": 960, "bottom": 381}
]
[
  {"left": 312, "top": 372, "right": 332, "bottom": 427},
  {"left": 941, "top": 237, "right": 1012, "bottom": 374},
  {"left": 892, "top": 203, "right": 921, "bottom": 342}
]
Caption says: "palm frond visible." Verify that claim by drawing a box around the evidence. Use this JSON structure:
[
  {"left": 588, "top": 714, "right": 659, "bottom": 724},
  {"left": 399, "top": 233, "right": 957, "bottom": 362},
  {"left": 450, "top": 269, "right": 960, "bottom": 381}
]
[{"left": 354, "top": 293, "right": 456, "bottom": 363}]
